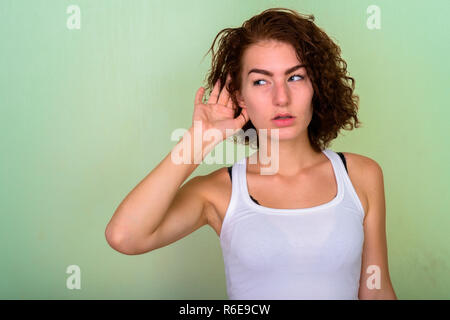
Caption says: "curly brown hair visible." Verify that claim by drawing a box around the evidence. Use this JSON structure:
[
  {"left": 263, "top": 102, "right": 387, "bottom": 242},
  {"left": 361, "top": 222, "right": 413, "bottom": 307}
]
[{"left": 201, "top": 7, "right": 362, "bottom": 152}]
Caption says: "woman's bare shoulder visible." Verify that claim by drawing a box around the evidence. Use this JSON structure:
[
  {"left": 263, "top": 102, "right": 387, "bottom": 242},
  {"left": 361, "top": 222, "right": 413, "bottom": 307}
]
[
  {"left": 192, "top": 166, "right": 233, "bottom": 211},
  {"left": 341, "top": 152, "right": 383, "bottom": 217},
  {"left": 341, "top": 152, "right": 382, "bottom": 173},
  {"left": 189, "top": 166, "right": 233, "bottom": 233}
]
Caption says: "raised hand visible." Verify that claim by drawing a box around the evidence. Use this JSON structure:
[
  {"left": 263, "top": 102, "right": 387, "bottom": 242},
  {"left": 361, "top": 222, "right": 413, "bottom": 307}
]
[{"left": 192, "top": 74, "right": 249, "bottom": 141}]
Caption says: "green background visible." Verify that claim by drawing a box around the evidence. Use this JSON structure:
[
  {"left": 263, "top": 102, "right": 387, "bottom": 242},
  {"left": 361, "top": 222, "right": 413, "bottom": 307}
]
[{"left": 1, "top": 0, "right": 449, "bottom": 299}]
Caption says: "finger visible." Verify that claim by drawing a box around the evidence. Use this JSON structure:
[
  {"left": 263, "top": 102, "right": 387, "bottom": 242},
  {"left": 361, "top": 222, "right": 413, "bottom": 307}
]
[
  {"left": 217, "top": 74, "right": 231, "bottom": 106},
  {"left": 226, "top": 97, "right": 234, "bottom": 109},
  {"left": 195, "top": 87, "right": 205, "bottom": 105},
  {"left": 234, "top": 108, "right": 249, "bottom": 129},
  {"left": 207, "top": 79, "right": 220, "bottom": 104}
]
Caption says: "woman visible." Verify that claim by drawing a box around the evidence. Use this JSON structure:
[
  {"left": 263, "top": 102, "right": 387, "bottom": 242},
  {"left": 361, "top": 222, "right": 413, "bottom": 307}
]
[{"left": 105, "top": 8, "right": 397, "bottom": 300}]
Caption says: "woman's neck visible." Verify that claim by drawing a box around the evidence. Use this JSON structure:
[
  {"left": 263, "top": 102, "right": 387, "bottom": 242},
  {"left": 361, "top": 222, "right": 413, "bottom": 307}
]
[{"left": 250, "top": 132, "right": 323, "bottom": 177}]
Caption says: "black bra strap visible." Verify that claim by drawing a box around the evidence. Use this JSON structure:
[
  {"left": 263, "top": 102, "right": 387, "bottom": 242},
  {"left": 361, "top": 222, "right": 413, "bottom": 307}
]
[
  {"left": 227, "top": 165, "right": 233, "bottom": 181},
  {"left": 337, "top": 152, "right": 348, "bottom": 173},
  {"left": 227, "top": 165, "right": 260, "bottom": 204}
]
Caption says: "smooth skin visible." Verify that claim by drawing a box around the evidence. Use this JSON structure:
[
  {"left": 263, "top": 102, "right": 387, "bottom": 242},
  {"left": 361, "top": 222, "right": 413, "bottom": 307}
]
[{"left": 105, "top": 40, "right": 397, "bottom": 300}]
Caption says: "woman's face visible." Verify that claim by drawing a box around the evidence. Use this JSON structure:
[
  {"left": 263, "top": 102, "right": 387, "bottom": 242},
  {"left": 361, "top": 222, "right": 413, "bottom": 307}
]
[{"left": 237, "top": 40, "right": 314, "bottom": 141}]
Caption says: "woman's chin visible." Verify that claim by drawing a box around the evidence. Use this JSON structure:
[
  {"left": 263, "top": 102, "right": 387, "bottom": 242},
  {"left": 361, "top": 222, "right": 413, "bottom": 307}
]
[
  {"left": 265, "top": 132, "right": 299, "bottom": 143},
  {"left": 271, "top": 126, "right": 299, "bottom": 139}
]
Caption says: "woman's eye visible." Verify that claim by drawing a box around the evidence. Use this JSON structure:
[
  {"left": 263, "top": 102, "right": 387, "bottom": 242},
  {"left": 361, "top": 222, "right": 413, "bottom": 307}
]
[
  {"left": 253, "top": 75, "right": 304, "bottom": 86},
  {"left": 289, "top": 74, "right": 304, "bottom": 81},
  {"left": 253, "top": 79, "right": 266, "bottom": 86}
]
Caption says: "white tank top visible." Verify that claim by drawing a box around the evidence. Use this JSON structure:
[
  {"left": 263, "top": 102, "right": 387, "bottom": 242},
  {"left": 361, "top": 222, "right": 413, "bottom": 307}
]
[{"left": 219, "top": 148, "right": 365, "bottom": 300}]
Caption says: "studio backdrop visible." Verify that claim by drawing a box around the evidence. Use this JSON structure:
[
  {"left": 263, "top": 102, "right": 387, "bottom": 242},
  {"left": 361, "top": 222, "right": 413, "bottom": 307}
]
[{"left": 1, "top": 0, "right": 449, "bottom": 299}]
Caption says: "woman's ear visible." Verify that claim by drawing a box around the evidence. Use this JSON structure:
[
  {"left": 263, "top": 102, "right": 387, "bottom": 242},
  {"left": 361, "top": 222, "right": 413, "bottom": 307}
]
[{"left": 236, "top": 91, "right": 247, "bottom": 109}]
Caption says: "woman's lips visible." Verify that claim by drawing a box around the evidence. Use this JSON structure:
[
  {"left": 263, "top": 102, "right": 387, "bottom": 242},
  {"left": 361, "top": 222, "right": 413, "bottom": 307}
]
[{"left": 272, "top": 116, "right": 295, "bottom": 127}]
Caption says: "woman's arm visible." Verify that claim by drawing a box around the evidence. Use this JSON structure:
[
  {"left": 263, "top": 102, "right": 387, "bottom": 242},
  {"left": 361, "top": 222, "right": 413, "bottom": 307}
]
[
  {"left": 105, "top": 76, "right": 248, "bottom": 255},
  {"left": 104, "top": 126, "right": 210, "bottom": 255},
  {"left": 357, "top": 158, "right": 397, "bottom": 300}
]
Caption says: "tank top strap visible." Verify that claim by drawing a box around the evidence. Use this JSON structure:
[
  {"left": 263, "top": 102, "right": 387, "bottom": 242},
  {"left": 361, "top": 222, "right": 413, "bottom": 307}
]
[
  {"left": 230, "top": 158, "right": 245, "bottom": 204},
  {"left": 235, "top": 156, "right": 247, "bottom": 192},
  {"left": 321, "top": 148, "right": 345, "bottom": 194},
  {"left": 220, "top": 157, "right": 247, "bottom": 241},
  {"left": 324, "top": 149, "right": 365, "bottom": 218}
]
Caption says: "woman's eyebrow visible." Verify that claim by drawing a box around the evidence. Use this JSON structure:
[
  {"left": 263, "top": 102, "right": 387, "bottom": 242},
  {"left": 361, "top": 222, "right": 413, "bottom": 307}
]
[{"left": 247, "top": 64, "right": 306, "bottom": 77}]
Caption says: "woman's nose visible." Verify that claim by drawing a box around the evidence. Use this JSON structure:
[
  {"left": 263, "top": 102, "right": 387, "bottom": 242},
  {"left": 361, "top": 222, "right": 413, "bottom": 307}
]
[{"left": 272, "top": 82, "right": 289, "bottom": 107}]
